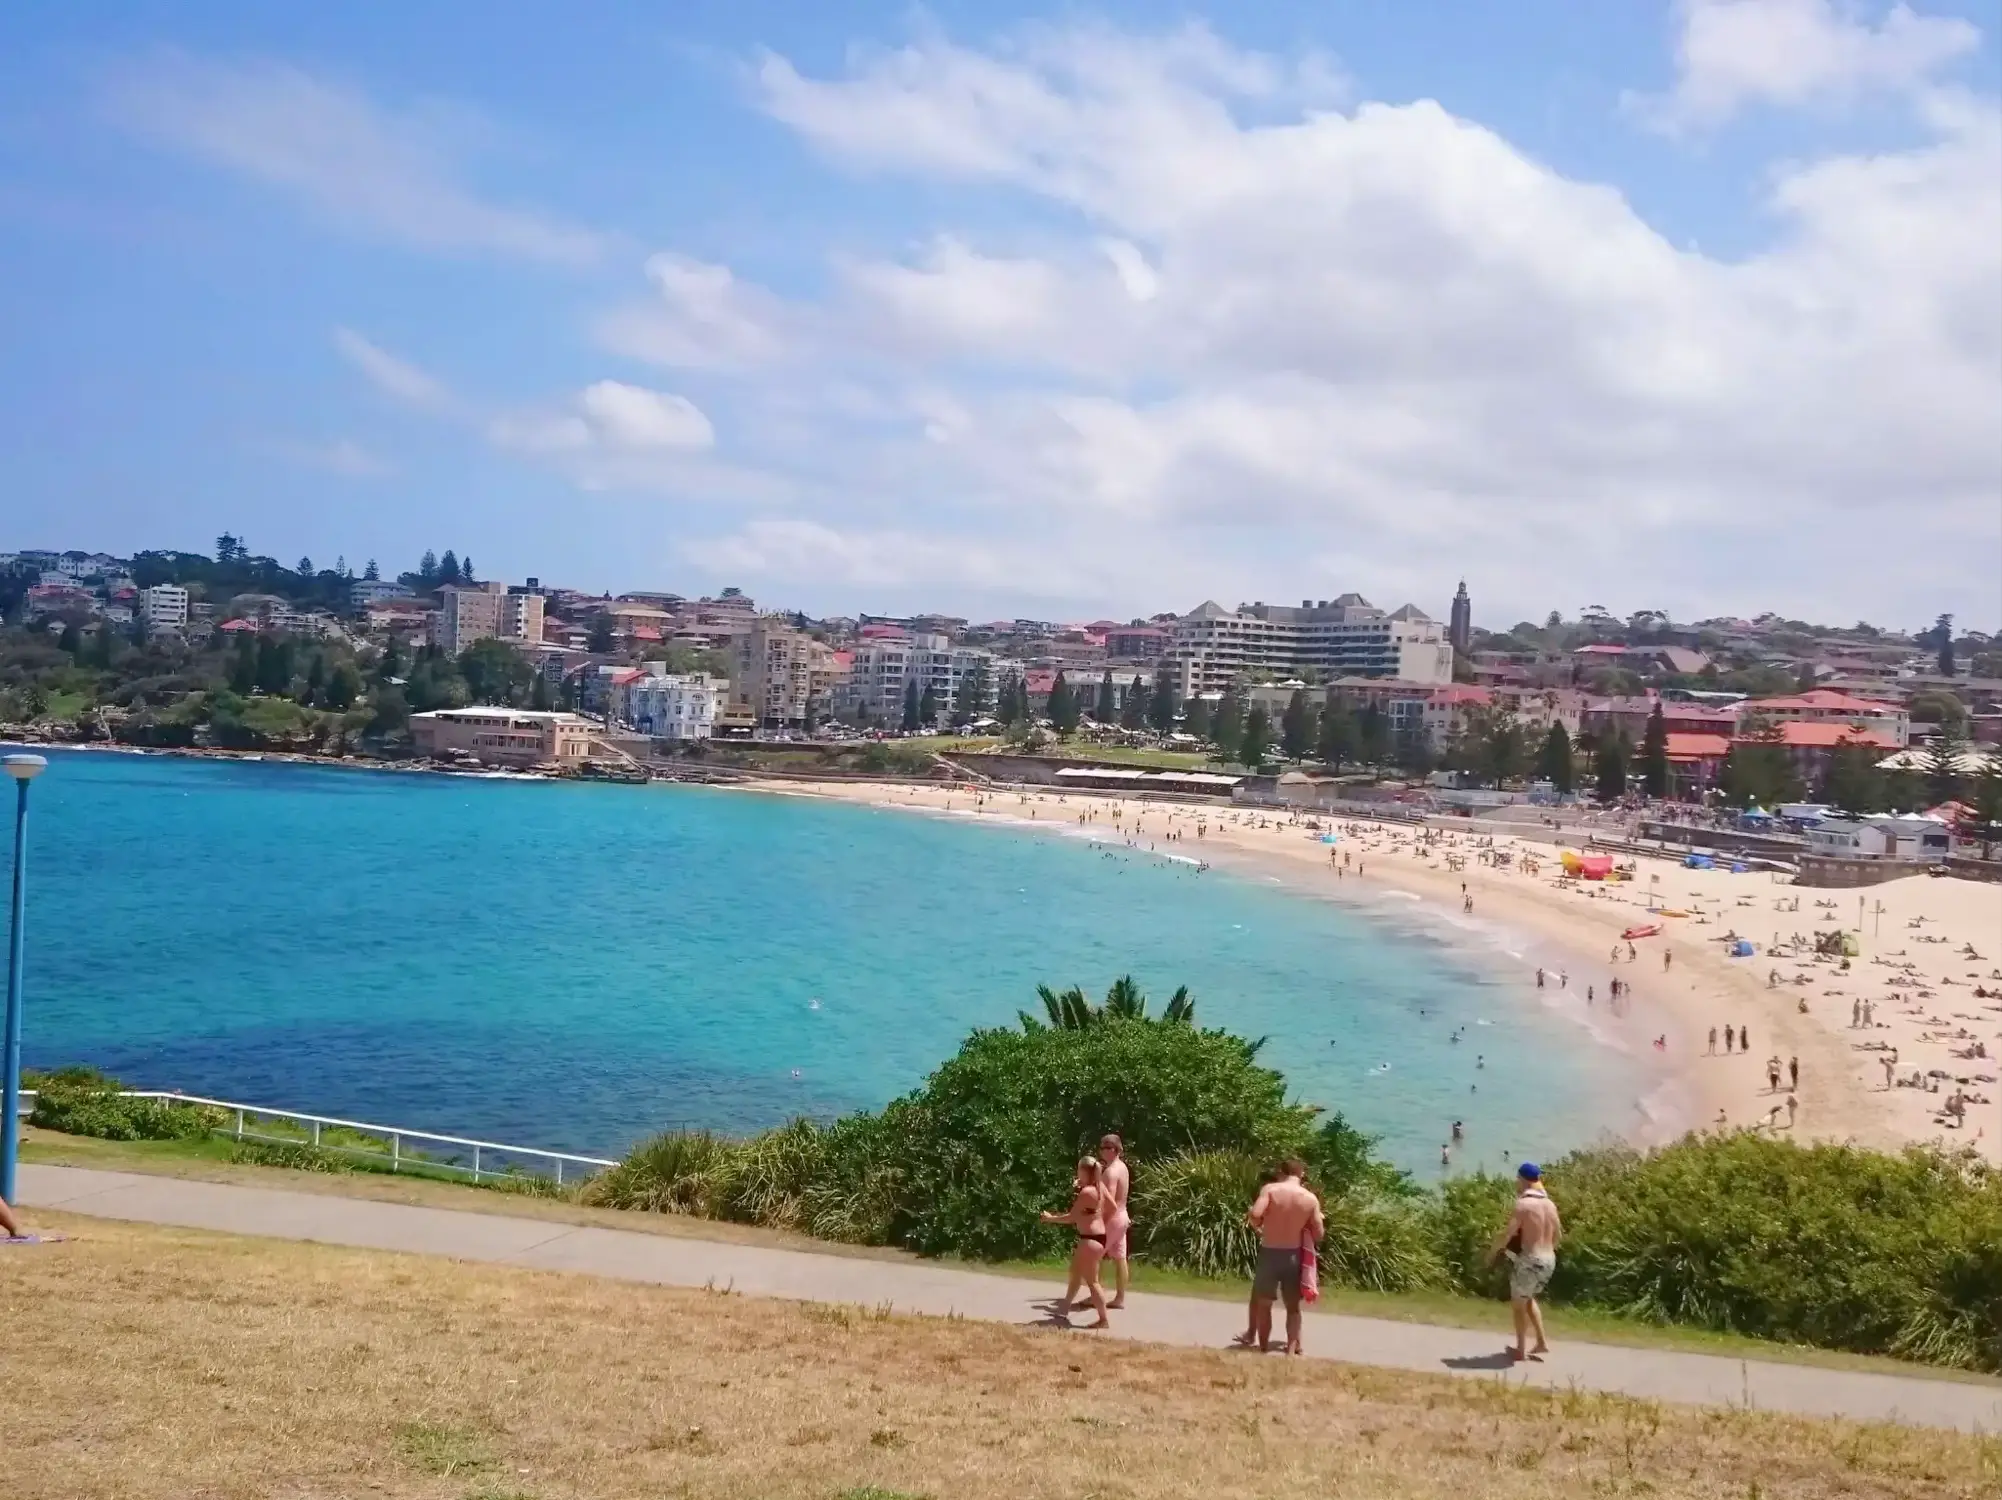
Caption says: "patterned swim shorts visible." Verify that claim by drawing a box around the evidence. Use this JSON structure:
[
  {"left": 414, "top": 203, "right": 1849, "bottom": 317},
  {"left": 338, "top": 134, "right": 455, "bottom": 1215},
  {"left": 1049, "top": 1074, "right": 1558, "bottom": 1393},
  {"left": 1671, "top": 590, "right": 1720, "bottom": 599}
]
[{"left": 1509, "top": 1250, "right": 1557, "bottom": 1300}]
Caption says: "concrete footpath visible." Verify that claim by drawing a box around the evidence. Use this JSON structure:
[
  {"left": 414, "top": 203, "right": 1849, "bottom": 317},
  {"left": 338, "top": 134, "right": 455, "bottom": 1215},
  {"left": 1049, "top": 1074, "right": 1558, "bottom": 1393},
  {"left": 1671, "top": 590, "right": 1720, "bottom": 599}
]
[{"left": 19, "top": 1164, "right": 2001, "bottom": 1434}]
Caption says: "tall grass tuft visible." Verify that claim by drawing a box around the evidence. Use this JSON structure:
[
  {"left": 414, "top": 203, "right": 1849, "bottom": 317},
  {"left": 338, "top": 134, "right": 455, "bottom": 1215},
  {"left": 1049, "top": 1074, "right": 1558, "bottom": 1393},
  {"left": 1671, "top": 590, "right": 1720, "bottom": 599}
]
[
  {"left": 582, "top": 1130, "right": 735, "bottom": 1215},
  {"left": 716, "top": 1118, "right": 829, "bottom": 1230},
  {"left": 1132, "top": 1149, "right": 1264, "bottom": 1277},
  {"left": 1319, "top": 1194, "right": 1443, "bottom": 1292}
]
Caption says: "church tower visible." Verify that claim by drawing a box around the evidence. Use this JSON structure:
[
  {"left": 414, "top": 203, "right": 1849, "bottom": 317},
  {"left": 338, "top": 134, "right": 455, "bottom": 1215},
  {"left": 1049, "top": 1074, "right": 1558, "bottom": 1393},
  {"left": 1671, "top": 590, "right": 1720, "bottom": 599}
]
[{"left": 1448, "top": 580, "right": 1472, "bottom": 654}]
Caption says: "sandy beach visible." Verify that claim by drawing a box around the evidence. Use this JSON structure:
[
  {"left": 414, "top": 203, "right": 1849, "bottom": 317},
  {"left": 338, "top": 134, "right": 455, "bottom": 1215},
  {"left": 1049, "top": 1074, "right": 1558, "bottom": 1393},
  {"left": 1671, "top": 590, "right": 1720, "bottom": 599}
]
[{"left": 763, "top": 777, "right": 2001, "bottom": 1166}]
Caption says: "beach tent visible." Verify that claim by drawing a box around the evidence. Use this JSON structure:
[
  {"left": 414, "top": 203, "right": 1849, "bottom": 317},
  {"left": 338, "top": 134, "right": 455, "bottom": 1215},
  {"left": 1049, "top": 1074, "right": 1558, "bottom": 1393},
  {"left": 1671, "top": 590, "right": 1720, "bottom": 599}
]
[
  {"left": 1578, "top": 854, "right": 1614, "bottom": 880},
  {"left": 1683, "top": 853, "right": 1714, "bottom": 869},
  {"left": 1319, "top": 832, "right": 1339, "bottom": 844},
  {"left": 1559, "top": 850, "right": 1584, "bottom": 874},
  {"left": 1731, "top": 939, "right": 1755, "bottom": 957}
]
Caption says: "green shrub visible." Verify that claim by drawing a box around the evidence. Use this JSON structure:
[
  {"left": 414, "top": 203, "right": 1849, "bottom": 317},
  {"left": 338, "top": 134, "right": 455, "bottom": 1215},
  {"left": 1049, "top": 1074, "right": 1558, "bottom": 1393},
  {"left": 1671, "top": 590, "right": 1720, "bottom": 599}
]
[
  {"left": 1319, "top": 1193, "right": 1443, "bottom": 1292},
  {"left": 884, "top": 1020, "right": 1315, "bottom": 1260},
  {"left": 29, "top": 1075, "right": 223, "bottom": 1142},
  {"left": 799, "top": 1109, "right": 909, "bottom": 1245},
  {"left": 230, "top": 1141, "right": 356, "bottom": 1174},
  {"left": 715, "top": 1117, "right": 828, "bottom": 1230},
  {"left": 1545, "top": 1135, "right": 2002, "bottom": 1368}
]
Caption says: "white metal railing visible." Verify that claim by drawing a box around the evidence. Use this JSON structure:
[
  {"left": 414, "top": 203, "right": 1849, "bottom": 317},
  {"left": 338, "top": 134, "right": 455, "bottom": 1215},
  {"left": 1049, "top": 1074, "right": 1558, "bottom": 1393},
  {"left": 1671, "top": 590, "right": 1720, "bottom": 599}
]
[{"left": 16, "top": 1089, "right": 618, "bottom": 1187}]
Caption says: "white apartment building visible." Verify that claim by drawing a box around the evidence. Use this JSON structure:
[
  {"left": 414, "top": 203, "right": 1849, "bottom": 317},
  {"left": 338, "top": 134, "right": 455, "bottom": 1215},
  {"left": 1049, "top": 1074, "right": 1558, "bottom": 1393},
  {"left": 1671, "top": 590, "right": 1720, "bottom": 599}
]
[
  {"left": 1169, "top": 596, "right": 1453, "bottom": 697},
  {"left": 138, "top": 584, "right": 190, "bottom": 631},
  {"left": 350, "top": 578, "right": 415, "bottom": 610},
  {"left": 845, "top": 634, "right": 999, "bottom": 722},
  {"left": 433, "top": 582, "right": 547, "bottom": 655},
  {"left": 621, "top": 670, "right": 719, "bottom": 742}
]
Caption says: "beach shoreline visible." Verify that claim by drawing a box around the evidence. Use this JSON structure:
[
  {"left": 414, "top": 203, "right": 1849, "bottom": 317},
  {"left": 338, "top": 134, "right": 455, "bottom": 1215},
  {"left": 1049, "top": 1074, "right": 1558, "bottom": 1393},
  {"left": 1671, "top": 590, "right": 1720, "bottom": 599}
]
[{"left": 751, "top": 776, "right": 2001, "bottom": 1166}]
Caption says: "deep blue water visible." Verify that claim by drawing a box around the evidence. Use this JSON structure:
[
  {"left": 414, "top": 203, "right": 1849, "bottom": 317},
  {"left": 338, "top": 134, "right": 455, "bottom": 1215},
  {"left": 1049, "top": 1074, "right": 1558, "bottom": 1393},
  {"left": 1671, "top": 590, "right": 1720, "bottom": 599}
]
[{"left": 6, "top": 747, "right": 1643, "bottom": 1170}]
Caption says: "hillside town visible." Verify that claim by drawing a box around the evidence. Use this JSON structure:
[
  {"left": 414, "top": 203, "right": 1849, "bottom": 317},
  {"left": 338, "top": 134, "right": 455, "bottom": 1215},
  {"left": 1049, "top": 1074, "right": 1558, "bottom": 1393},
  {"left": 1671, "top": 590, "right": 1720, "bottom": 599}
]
[{"left": 3, "top": 540, "right": 1999, "bottom": 866}]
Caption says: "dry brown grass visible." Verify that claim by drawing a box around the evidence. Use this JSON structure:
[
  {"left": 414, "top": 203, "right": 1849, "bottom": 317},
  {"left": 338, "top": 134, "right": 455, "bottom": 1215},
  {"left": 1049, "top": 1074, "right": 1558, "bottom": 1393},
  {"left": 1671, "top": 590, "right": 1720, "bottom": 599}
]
[{"left": 4, "top": 1215, "right": 1998, "bottom": 1500}]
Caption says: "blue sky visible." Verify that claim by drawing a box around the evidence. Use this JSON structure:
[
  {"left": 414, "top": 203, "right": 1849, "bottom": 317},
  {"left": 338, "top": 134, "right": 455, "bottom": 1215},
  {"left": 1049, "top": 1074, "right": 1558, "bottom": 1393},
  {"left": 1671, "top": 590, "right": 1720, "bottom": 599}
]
[{"left": 1, "top": 1, "right": 1997, "bottom": 630}]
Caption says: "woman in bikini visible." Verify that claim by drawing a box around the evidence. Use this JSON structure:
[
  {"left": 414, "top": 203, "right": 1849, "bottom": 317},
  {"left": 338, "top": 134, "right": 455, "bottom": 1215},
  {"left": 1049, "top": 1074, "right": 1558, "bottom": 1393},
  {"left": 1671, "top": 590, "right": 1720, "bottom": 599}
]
[{"left": 1040, "top": 1156, "right": 1112, "bottom": 1329}]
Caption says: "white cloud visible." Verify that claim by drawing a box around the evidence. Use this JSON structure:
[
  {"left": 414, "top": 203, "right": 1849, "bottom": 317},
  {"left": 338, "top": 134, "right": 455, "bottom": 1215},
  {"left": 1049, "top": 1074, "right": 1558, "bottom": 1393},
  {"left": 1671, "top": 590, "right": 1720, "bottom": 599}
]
[
  {"left": 1631, "top": 0, "right": 1981, "bottom": 132},
  {"left": 333, "top": 328, "right": 454, "bottom": 411},
  {"left": 105, "top": 52, "right": 604, "bottom": 263},
  {"left": 669, "top": 20, "right": 1998, "bottom": 625},
  {"left": 576, "top": 381, "right": 715, "bottom": 449},
  {"left": 596, "top": 253, "right": 789, "bottom": 369}
]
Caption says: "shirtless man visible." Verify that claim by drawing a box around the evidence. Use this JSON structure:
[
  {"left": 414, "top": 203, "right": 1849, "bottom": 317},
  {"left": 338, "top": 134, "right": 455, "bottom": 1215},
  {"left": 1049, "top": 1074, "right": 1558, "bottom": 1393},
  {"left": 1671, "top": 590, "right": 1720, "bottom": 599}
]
[
  {"left": 1097, "top": 1134, "right": 1132, "bottom": 1310},
  {"left": 1238, "top": 1159, "right": 1324, "bottom": 1355},
  {"left": 1485, "top": 1163, "right": 1562, "bottom": 1363}
]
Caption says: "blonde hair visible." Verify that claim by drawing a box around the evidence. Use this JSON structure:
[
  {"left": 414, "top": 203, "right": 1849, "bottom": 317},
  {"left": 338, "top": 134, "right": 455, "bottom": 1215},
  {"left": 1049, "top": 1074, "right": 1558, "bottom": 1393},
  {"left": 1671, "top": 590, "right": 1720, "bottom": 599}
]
[{"left": 1076, "top": 1156, "right": 1102, "bottom": 1184}]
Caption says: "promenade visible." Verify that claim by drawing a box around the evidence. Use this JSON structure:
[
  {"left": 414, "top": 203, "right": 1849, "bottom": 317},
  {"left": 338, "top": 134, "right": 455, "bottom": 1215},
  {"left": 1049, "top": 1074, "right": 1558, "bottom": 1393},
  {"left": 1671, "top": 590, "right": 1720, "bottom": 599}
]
[{"left": 20, "top": 1163, "right": 2001, "bottom": 1434}]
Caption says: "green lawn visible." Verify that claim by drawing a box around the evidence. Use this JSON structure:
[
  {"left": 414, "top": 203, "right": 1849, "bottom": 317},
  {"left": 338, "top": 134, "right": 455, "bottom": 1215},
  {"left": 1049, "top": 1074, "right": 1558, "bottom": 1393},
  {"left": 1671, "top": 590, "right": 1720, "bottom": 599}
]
[{"left": 37, "top": 690, "right": 90, "bottom": 721}]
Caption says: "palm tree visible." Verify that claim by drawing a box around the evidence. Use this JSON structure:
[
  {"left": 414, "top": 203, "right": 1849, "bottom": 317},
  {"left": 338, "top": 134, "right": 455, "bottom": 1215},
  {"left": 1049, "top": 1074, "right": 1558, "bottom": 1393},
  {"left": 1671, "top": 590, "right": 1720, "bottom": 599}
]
[{"left": 1020, "top": 976, "right": 1197, "bottom": 1032}]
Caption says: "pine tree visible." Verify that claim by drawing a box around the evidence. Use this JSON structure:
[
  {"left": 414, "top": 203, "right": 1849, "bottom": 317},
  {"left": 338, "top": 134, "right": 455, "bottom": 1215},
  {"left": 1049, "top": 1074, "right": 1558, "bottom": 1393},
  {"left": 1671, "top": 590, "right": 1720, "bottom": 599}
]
[
  {"left": 379, "top": 636, "right": 403, "bottom": 682},
  {"left": 1121, "top": 678, "right": 1149, "bottom": 730},
  {"left": 1317, "top": 698, "right": 1359, "bottom": 771},
  {"left": 1280, "top": 689, "right": 1313, "bottom": 762},
  {"left": 1969, "top": 756, "right": 2002, "bottom": 857},
  {"left": 1594, "top": 732, "right": 1628, "bottom": 803},
  {"left": 1537, "top": 722, "right": 1574, "bottom": 794},
  {"left": 1935, "top": 612, "right": 1955, "bottom": 678},
  {"left": 587, "top": 615, "right": 615, "bottom": 655},
  {"left": 918, "top": 683, "right": 938, "bottom": 727},
  {"left": 1048, "top": 672, "right": 1080, "bottom": 735},
  {"left": 58, "top": 622, "right": 81, "bottom": 655},
  {"left": 1819, "top": 740, "right": 1884, "bottom": 815},
  {"left": 1640, "top": 702, "right": 1670, "bottom": 800},
  {"left": 363, "top": 559, "right": 380, "bottom": 581},
  {"left": 1358, "top": 701, "right": 1390, "bottom": 766},
  {"left": 1238, "top": 706, "right": 1271, "bottom": 769},
  {"left": 303, "top": 653, "right": 327, "bottom": 706},
  {"left": 1183, "top": 693, "right": 1211, "bottom": 740},
  {"left": 418, "top": 551, "right": 439, "bottom": 587},
  {"left": 1095, "top": 670, "right": 1116, "bottom": 724},
  {"left": 902, "top": 677, "right": 922, "bottom": 731},
  {"left": 1213, "top": 685, "right": 1243, "bottom": 757},
  {"left": 460, "top": 555, "right": 475, "bottom": 584},
  {"left": 230, "top": 633, "right": 257, "bottom": 695},
  {"left": 296, "top": 556, "right": 314, "bottom": 578},
  {"left": 439, "top": 550, "right": 461, "bottom": 585},
  {"left": 1924, "top": 726, "right": 1966, "bottom": 808},
  {"left": 1148, "top": 667, "right": 1178, "bottom": 734}
]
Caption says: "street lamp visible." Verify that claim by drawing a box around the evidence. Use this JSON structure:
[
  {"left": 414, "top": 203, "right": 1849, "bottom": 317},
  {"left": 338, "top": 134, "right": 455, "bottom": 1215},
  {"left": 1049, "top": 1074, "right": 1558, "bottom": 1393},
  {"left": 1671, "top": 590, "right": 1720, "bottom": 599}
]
[{"left": 2, "top": 752, "right": 47, "bottom": 1206}]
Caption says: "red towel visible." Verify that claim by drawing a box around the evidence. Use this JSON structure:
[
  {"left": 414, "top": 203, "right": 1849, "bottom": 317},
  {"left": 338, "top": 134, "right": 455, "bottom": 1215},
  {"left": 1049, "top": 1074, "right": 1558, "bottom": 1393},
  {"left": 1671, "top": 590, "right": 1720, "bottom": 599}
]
[{"left": 1300, "top": 1233, "right": 1320, "bottom": 1304}]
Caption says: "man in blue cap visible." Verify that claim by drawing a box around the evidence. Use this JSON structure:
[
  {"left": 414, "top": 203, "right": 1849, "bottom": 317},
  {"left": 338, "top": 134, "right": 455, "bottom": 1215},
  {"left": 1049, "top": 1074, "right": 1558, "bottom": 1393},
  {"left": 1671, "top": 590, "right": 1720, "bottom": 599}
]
[{"left": 1486, "top": 1162, "right": 1562, "bottom": 1362}]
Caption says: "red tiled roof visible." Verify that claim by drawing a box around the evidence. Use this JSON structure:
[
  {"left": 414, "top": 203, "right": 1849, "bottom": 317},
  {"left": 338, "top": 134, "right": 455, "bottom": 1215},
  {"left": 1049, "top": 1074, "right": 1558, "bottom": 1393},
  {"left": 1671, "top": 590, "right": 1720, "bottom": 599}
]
[
  {"left": 1750, "top": 723, "right": 1899, "bottom": 749},
  {"left": 1665, "top": 733, "right": 1731, "bottom": 761},
  {"left": 1742, "top": 691, "right": 1900, "bottom": 715}
]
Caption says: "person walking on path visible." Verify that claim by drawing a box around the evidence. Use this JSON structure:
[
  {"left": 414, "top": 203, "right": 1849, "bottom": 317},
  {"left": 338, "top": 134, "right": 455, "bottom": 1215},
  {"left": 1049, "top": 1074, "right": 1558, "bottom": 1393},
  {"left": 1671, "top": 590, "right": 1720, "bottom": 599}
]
[
  {"left": 1039, "top": 1157, "right": 1111, "bottom": 1330},
  {"left": 1097, "top": 1134, "right": 1132, "bottom": 1311},
  {"left": 1236, "top": 1159, "right": 1324, "bottom": 1356},
  {"left": 1707, "top": 1026, "right": 1718, "bottom": 1054},
  {"left": 1767, "top": 1055, "right": 1782, "bottom": 1094},
  {"left": 1788, "top": 1056, "right": 1799, "bottom": 1091},
  {"left": 1486, "top": 1163, "right": 1562, "bottom": 1363}
]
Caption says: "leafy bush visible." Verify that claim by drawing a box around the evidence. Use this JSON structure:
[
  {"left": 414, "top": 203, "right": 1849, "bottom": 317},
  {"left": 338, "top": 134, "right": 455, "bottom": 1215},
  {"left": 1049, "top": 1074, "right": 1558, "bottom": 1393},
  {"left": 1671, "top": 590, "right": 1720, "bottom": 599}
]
[
  {"left": 715, "top": 1117, "right": 828, "bottom": 1231},
  {"left": 1544, "top": 1134, "right": 2002, "bottom": 1369},
  {"left": 1318, "top": 1193, "right": 1442, "bottom": 1293},
  {"left": 28, "top": 1073, "right": 222, "bottom": 1142}
]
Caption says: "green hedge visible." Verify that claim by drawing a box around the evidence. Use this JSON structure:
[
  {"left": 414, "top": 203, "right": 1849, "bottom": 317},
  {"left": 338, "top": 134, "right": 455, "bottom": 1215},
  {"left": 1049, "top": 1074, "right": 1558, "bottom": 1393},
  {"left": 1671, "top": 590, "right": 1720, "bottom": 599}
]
[{"left": 26, "top": 1069, "right": 223, "bottom": 1142}]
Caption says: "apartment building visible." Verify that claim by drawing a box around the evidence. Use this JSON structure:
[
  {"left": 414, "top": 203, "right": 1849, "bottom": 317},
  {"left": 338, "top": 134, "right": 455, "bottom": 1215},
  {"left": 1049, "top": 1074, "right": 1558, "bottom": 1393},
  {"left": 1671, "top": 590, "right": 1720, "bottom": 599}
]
[
  {"left": 433, "top": 581, "right": 546, "bottom": 655},
  {"left": 350, "top": 579, "right": 415, "bottom": 610},
  {"left": 734, "top": 615, "right": 836, "bottom": 728},
  {"left": 1168, "top": 596, "right": 1454, "bottom": 696},
  {"left": 844, "top": 634, "right": 1000, "bottom": 722},
  {"left": 409, "top": 707, "right": 597, "bottom": 767},
  {"left": 138, "top": 584, "right": 190, "bottom": 631}
]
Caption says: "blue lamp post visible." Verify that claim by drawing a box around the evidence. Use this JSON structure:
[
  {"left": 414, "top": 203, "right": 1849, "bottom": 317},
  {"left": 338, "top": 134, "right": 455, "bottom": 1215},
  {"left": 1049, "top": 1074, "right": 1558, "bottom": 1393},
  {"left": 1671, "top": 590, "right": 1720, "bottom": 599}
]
[{"left": 2, "top": 752, "right": 47, "bottom": 1206}]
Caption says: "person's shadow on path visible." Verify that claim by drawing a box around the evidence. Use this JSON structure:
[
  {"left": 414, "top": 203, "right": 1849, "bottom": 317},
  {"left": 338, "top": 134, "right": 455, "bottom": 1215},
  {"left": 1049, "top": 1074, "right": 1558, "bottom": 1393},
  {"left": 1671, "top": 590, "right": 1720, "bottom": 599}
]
[{"left": 1441, "top": 1350, "right": 1518, "bottom": 1371}]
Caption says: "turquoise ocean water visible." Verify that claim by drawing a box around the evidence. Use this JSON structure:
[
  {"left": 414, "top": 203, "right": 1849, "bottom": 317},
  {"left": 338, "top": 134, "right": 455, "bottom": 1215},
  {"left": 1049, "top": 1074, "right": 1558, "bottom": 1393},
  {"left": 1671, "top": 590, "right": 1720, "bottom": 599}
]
[{"left": 8, "top": 748, "right": 1647, "bottom": 1171}]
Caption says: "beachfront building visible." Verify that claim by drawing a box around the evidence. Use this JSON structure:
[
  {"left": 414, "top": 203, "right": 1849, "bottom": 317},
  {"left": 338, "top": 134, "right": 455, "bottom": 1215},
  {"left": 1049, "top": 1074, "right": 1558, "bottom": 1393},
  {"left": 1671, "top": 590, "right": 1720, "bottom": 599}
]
[
  {"left": 1168, "top": 596, "right": 1453, "bottom": 697},
  {"left": 434, "top": 581, "right": 547, "bottom": 655},
  {"left": 350, "top": 579, "right": 415, "bottom": 610},
  {"left": 619, "top": 669, "right": 719, "bottom": 741},
  {"left": 1580, "top": 694, "right": 1739, "bottom": 745},
  {"left": 1806, "top": 812, "right": 1951, "bottom": 863},
  {"left": 844, "top": 633, "right": 1000, "bottom": 723},
  {"left": 410, "top": 707, "right": 598, "bottom": 768},
  {"left": 138, "top": 584, "right": 189, "bottom": 631},
  {"left": 1759, "top": 722, "right": 1902, "bottom": 784}
]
